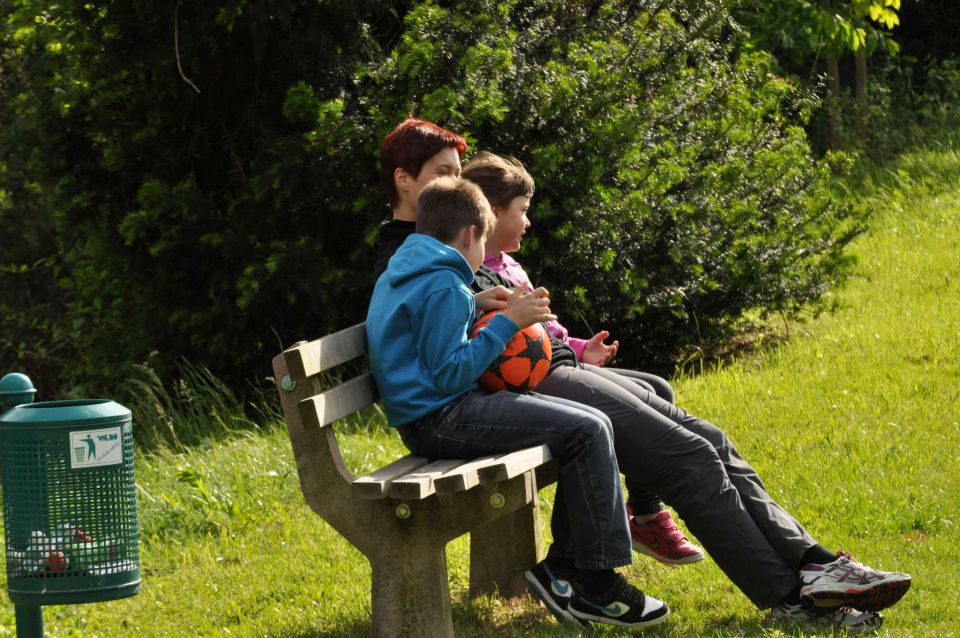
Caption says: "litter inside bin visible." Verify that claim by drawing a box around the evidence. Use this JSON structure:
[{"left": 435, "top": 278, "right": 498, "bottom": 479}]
[{"left": 6, "top": 523, "right": 128, "bottom": 577}]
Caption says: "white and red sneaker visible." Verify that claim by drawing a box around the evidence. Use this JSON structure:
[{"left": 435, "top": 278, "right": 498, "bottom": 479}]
[
  {"left": 799, "top": 551, "right": 911, "bottom": 612},
  {"left": 628, "top": 507, "right": 704, "bottom": 566}
]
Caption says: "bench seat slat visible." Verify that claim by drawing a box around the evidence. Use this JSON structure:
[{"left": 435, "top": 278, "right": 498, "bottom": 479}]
[
  {"left": 435, "top": 445, "right": 555, "bottom": 493},
  {"left": 389, "top": 459, "right": 471, "bottom": 500},
  {"left": 476, "top": 445, "right": 553, "bottom": 484},
  {"left": 298, "top": 373, "right": 378, "bottom": 430},
  {"left": 284, "top": 323, "right": 367, "bottom": 378},
  {"left": 433, "top": 452, "right": 512, "bottom": 493},
  {"left": 351, "top": 455, "right": 432, "bottom": 500}
]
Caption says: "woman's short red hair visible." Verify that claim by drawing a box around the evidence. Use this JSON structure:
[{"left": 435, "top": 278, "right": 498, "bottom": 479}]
[{"left": 379, "top": 117, "right": 468, "bottom": 207}]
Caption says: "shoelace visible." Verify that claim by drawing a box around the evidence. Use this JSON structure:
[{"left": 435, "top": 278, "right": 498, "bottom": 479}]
[
  {"left": 830, "top": 551, "right": 882, "bottom": 583},
  {"left": 605, "top": 572, "right": 646, "bottom": 606}
]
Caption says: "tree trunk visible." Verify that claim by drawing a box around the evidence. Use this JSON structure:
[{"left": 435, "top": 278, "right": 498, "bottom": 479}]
[
  {"left": 826, "top": 56, "right": 843, "bottom": 150},
  {"left": 855, "top": 50, "right": 868, "bottom": 146}
]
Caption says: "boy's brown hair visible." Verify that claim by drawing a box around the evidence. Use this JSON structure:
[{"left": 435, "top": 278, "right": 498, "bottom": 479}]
[
  {"left": 461, "top": 152, "right": 534, "bottom": 209},
  {"left": 416, "top": 177, "right": 495, "bottom": 244}
]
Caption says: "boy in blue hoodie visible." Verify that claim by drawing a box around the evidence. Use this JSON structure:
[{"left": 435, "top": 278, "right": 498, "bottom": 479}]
[{"left": 366, "top": 177, "right": 669, "bottom": 629}]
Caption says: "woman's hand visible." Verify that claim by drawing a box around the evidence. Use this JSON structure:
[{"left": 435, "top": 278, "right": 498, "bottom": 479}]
[
  {"left": 474, "top": 286, "right": 512, "bottom": 313},
  {"left": 581, "top": 330, "right": 619, "bottom": 366}
]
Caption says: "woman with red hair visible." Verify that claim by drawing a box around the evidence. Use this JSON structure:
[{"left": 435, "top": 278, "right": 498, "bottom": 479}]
[{"left": 374, "top": 118, "right": 469, "bottom": 275}]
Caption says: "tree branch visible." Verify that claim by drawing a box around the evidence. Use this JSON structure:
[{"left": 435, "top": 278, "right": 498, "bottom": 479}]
[{"left": 174, "top": 5, "right": 201, "bottom": 94}]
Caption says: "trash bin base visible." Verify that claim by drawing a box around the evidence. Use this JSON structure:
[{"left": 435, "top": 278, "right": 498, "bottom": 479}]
[{"left": 8, "top": 573, "right": 141, "bottom": 606}]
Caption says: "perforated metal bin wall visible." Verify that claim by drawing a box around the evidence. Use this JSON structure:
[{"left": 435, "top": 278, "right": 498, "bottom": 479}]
[{"left": 0, "top": 400, "right": 140, "bottom": 605}]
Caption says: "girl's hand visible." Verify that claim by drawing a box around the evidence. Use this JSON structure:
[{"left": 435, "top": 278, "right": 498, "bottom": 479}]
[
  {"left": 581, "top": 330, "right": 619, "bottom": 366},
  {"left": 474, "top": 286, "right": 511, "bottom": 312}
]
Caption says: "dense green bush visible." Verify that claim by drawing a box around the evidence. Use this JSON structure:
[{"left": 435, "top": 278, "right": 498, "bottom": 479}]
[
  {"left": 329, "top": 0, "right": 863, "bottom": 369},
  {"left": 0, "top": 1, "right": 405, "bottom": 393},
  {"left": 1, "top": 0, "right": 861, "bottom": 393}
]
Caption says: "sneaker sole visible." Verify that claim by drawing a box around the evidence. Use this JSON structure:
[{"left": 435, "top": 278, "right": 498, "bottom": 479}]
[
  {"left": 523, "top": 570, "right": 585, "bottom": 627},
  {"left": 631, "top": 539, "right": 705, "bottom": 565},
  {"left": 801, "top": 577, "right": 911, "bottom": 612},
  {"left": 570, "top": 604, "right": 670, "bottom": 628}
]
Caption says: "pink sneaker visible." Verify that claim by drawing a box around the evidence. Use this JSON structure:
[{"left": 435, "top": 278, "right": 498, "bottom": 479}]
[{"left": 628, "top": 507, "right": 704, "bottom": 565}]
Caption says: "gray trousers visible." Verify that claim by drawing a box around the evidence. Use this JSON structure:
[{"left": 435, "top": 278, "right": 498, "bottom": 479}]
[
  {"left": 537, "top": 364, "right": 816, "bottom": 608},
  {"left": 606, "top": 367, "right": 675, "bottom": 404},
  {"left": 605, "top": 368, "right": 673, "bottom": 515}
]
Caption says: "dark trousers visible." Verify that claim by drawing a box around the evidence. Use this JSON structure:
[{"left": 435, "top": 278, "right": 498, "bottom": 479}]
[
  {"left": 399, "top": 390, "right": 633, "bottom": 570},
  {"left": 537, "top": 364, "right": 815, "bottom": 608},
  {"left": 605, "top": 368, "right": 673, "bottom": 515}
]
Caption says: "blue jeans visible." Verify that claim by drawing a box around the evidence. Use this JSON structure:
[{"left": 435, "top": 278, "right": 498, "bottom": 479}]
[{"left": 399, "top": 390, "right": 633, "bottom": 570}]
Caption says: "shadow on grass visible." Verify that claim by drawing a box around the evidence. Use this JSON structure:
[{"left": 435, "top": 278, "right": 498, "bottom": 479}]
[
  {"left": 260, "top": 601, "right": 848, "bottom": 638},
  {"left": 670, "top": 318, "right": 793, "bottom": 381},
  {"left": 264, "top": 621, "right": 372, "bottom": 638}
]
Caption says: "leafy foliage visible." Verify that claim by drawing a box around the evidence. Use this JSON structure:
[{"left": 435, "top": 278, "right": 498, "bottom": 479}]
[
  {"left": 809, "top": 55, "right": 960, "bottom": 157},
  {"left": 0, "top": 1, "right": 405, "bottom": 392},
  {"left": 736, "top": 0, "right": 904, "bottom": 61},
  {"left": 337, "top": 0, "right": 863, "bottom": 368},
  {"left": 1, "top": 0, "right": 861, "bottom": 391}
]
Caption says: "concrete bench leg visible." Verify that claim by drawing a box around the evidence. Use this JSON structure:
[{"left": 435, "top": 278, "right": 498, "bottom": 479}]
[
  {"left": 371, "top": 542, "right": 453, "bottom": 638},
  {"left": 469, "top": 498, "right": 542, "bottom": 598}
]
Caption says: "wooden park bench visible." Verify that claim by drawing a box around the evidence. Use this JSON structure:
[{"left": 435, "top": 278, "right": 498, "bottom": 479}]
[{"left": 272, "top": 323, "right": 558, "bottom": 638}]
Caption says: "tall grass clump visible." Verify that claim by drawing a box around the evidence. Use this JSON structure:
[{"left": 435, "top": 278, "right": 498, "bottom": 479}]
[{"left": 117, "top": 361, "right": 278, "bottom": 451}]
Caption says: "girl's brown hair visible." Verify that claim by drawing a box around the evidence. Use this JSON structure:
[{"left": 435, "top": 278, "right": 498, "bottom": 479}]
[{"left": 461, "top": 152, "right": 534, "bottom": 210}]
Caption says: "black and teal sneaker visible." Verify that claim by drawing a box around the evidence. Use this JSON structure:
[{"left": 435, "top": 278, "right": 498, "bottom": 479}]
[
  {"left": 569, "top": 573, "right": 669, "bottom": 628},
  {"left": 524, "top": 560, "right": 585, "bottom": 626}
]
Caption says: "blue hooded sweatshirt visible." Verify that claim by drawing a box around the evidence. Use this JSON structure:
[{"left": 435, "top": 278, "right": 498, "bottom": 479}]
[{"left": 366, "top": 233, "right": 519, "bottom": 427}]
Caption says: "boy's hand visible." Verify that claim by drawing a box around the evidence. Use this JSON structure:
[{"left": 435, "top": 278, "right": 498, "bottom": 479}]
[
  {"left": 581, "top": 330, "right": 619, "bottom": 366},
  {"left": 474, "top": 286, "right": 511, "bottom": 313},
  {"left": 502, "top": 286, "right": 556, "bottom": 329}
]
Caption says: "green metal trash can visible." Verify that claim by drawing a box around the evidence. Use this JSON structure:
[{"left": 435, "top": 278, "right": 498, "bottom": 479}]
[{"left": 0, "top": 399, "right": 140, "bottom": 606}]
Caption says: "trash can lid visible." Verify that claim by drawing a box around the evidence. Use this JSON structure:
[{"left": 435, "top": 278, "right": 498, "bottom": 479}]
[
  {"left": 0, "top": 372, "right": 36, "bottom": 396},
  {"left": 0, "top": 399, "right": 130, "bottom": 429}
]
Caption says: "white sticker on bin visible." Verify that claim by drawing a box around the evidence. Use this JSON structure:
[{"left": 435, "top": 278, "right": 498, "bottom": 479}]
[{"left": 69, "top": 427, "right": 123, "bottom": 469}]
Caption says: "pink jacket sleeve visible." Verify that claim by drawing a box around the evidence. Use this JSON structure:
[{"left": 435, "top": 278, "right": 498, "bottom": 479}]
[{"left": 484, "top": 253, "right": 587, "bottom": 358}]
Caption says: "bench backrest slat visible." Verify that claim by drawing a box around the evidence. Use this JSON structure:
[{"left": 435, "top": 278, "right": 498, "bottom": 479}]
[
  {"left": 298, "top": 373, "right": 379, "bottom": 430},
  {"left": 285, "top": 323, "right": 368, "bottom": 378}
]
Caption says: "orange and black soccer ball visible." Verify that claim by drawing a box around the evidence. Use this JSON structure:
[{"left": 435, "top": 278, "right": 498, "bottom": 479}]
[{"left": 470, "top": 311, "right": 552, "bottom": 393}]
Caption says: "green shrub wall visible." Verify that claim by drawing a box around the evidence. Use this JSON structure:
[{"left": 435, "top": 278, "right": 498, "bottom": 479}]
[{"left": 1, "top": 0, "right": 861, "bottom": 393}]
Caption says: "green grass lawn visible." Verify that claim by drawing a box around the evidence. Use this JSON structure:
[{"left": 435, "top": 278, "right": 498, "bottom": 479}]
[{"left": 2, "top": 144, "right": 958, "bottom": 636}]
